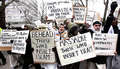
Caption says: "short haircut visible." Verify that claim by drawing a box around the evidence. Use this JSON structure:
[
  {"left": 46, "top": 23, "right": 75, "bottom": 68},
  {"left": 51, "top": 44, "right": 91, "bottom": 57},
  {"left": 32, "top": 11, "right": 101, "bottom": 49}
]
[
  {"left": 93, "top": 21, "right": 101, "bottom": 26},
  {"left": 60, "top": 23, "right": 64, "bottom": 26}
]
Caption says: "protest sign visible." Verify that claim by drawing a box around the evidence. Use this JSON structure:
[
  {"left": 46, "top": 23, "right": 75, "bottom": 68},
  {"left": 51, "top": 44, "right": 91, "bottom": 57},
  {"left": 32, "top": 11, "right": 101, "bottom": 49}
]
[
  {"left": 30, "top": 30, "right": 56, "bottom": 63},
  {"left": 118, "top": 14, "right": 120, "bottom": 23},
  {"left": 56, "top": 33, "right": 96, "bottom": 66},
  {"left": 86, "top": 11, "right": 95, "bottom": 24},
  {"left": 12, "top": 30, "right": 29, "bottom": 54},
  {"left": 0, "top": 29, "right": 16, "bottom": 51},
  {"left": 6, "top": 6, "right": 25, "bottom": 22},
  {"left": 93, "top": 33, "right": 118, "bottom": 56},
  {"left": 73, "top": 7, "right": 87, "bottom": 23},
  {"left": 118, "top": 9, "right": 120, "bottom": 23},
  {"left": 47, "top": 0, "right": 73, "bottom": 20}
]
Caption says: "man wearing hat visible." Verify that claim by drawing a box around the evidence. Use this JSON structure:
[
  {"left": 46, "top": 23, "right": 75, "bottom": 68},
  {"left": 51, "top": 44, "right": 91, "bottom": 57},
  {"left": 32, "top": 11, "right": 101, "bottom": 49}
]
[{"left": 92, "top": 21, "right": 102, "bottom": 33}]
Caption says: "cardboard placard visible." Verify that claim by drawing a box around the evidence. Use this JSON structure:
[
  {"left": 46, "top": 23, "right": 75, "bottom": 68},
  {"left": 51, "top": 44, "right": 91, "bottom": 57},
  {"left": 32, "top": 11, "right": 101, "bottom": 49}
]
[
  {"left": 0, "top": 29, "right": 16, "bottom": 51},
  {"left": 73, "top": 7, "right": 87, "bottom": 23},
  {"left": 86, "top": 11, "right": 95, "bottom": 24},
  {"left": 47, "top": 0, "right": 73, "bottom": 20},
  {"left": 30, "top": 30, "right": 56, "bottom": 63},
  {"left": 56, "top": 33, "right": 96, "bottom": 66},
  {"left": 118, "top": 9, "right": 120, "bottom": 23},
  {"left": 12, "top": 30, "right": 29, "bottom": 54},
  {"left": 93, "top": 33, "right": 118, "bottom": 56},
  {"left": 6, "top": 6, "right": 25, "bottom": 22}
]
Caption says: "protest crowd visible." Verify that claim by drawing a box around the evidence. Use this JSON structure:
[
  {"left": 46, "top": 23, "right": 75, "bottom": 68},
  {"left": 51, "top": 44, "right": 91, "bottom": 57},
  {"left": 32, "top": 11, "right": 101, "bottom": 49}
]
[{"left": 0, "top": 1, "right": 120, "bottom": 69}]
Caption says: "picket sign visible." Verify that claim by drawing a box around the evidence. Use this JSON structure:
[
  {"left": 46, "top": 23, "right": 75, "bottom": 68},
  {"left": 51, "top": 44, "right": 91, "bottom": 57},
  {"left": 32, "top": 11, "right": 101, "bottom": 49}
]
[
  {"left": 47, "top": 0, "right": 73, "bottom": 20},
  {"left": 86, "top": 11, "right": 95, "bottom": 24},
  {"left": 56, "top": 32, "right": 96, "bottom": 66},
  {"left": 30, "top": 30, "right": 56, "bottom": 63},
  {"left": 93, "top": 33, "right": 118, "bottom": 56},
  {"left": 0, "top": 29, "right": 16, "bottom": 51},
  {"left": 12, "top": 30, "right": 29, "bottom": 54},
  {"left": 118, "top": 9, "right": 120, "bottom": 23},
  {"left": 73, "top": 7, "right": 87, "bottom": 24}
]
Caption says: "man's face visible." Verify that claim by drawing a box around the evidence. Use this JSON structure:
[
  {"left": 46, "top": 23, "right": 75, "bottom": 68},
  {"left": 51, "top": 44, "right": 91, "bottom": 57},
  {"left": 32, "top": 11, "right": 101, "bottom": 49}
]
[
  {"left": 93, "top": 24, "right": 101, "bottom": 31},
  {"left": 59, "top": 25, "right": 65, "bottom": 33}
]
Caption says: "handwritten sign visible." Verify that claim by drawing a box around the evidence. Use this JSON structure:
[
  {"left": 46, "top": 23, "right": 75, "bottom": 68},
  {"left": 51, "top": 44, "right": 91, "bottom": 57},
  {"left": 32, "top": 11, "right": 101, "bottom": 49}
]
[
  {"left": 73, "top": 7, "right": 87, "bottom": 23},
  {"left": 93, "top": 33, "right": 118, "bottom": 55},
  {"left": 12, "top": 30, "right": 29, "bottom": 54},
  {"left": 118, "top": 14, "right": 120, "bottom": 23},
  {"left": 118, "top": 9, "right": 120, "bottom": 23},
  {"left": 86, "top": 11, "right": 95, "bottom": 24},
  {"left": 56, "top": 33, "right": 96, "bottom": 66},
  {"left": 0, "top": 29, "right": 16, "bottom": 50},
  {"left": 6, "top": 6, "right": 25, "bottom": 22},
  {"left": 47, "top": 0, "right": 73, "bottom": 20},
  {"left": 30, "top": 30, "right": 56, "bottom": 63}
]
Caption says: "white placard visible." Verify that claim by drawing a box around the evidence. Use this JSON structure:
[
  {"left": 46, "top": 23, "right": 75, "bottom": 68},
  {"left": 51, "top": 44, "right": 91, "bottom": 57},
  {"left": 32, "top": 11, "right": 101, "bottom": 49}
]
[
  {"left": 73, "top": 7, "right": 87, "bottom": 23},
  {"left": 30, "top": 30, "right": 56, "bottom": 63},
  {"left": 56, "top": 33, "right": 96, "bottom": 66},
  {"left": 118, "top": 10, "right": 120, "bottom": 23},
  {"left": 0, "top": 29, "right": 16, "bottom": 47},
  {"left": 93, "top": 33, "right": 118, "bottom": 56},
  {"left": 12, "top": 30, "right": 29, "bottom": 54},
  {"left": 47, "top": 0, "right": 73, "bottom": 20},
  {"left": 6, "top": 6, "right": 25, "bottom": 22},
  {"left": 86, "top": 11, "right": 95, "bottom": 24}
]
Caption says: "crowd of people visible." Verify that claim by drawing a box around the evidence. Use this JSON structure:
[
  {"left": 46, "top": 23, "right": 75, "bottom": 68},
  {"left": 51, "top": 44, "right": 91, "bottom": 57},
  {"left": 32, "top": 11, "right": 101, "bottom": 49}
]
[{"left": 0, "top": 1, "right": 119, "bottom": 69}]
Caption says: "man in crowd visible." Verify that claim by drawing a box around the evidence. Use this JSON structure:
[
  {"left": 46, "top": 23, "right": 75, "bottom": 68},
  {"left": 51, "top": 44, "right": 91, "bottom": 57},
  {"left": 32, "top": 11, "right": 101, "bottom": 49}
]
[
  {"left": 64, "top": 19, "right": 79, "bottom": 37},
  {"left": 92, "top": 21, "right": 102, "bottom": 33},
  {"left": 52, "top": 24, "right": 69, "bottom": 69},
  {"left": 55, "top": 24, "right": 68, "bottom": 42}
]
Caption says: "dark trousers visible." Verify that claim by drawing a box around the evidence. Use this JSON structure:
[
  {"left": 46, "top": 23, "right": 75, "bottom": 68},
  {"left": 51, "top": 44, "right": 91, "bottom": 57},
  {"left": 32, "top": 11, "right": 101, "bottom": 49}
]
[
  {"left": 58, "top": 62, "right": 80, "bottom": 69},
  {"left": 34, "top": 64, "right": 42, "bottom": 69},
  {"left": 22, "top": 64, "right": 42, "bottom": 69},
  {"left": 0, "top": 51, "right": 6, "bottom": 65}
]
